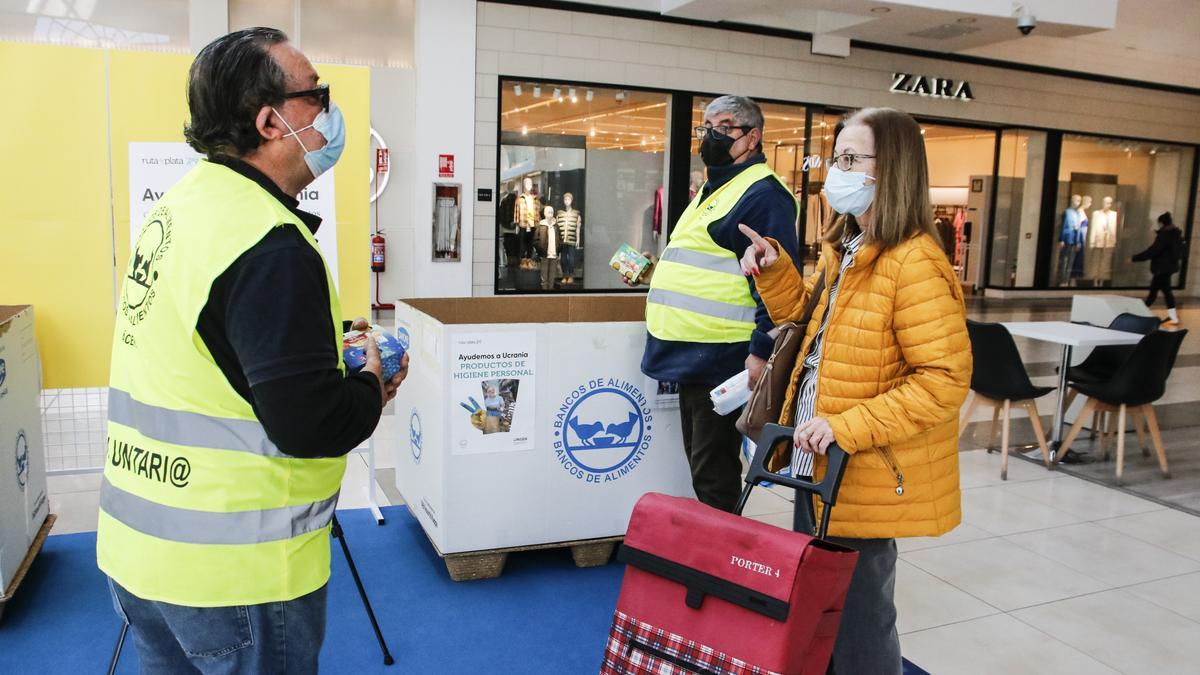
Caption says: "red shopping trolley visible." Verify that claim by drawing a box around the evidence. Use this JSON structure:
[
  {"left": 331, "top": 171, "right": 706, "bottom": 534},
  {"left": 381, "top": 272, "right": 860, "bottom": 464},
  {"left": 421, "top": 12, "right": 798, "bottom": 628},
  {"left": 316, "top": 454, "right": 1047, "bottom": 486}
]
[{"left": 601, "top": 424, "right": 858, "bottom": 675}]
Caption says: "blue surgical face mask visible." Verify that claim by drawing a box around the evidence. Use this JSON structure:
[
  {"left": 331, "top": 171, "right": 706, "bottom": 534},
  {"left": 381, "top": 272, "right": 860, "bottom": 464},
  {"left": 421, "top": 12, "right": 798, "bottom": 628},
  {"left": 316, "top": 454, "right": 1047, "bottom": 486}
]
[
  {"left": 272, "top": 101, "right": 346, "bottom": 179},
  {"left": 823, "top": 165, "right": 876, "bottom": 217}
]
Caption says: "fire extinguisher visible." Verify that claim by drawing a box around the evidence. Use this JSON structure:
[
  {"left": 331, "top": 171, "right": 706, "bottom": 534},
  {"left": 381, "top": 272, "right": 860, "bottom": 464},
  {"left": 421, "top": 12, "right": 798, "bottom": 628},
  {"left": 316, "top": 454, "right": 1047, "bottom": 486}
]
[{"left": 371, "top": 232, "right": 386, "bottom": 273}]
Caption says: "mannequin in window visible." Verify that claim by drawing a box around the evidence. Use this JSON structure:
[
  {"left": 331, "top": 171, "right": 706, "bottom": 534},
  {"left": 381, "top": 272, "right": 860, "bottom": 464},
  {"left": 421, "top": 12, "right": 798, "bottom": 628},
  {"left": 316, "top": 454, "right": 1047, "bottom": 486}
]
[
  {"left": 536, "top": 205, "right": 562, "bottom": 289},
  {"left": 1057, "top": 194, "right": 1083, "bottom": 286},
  {"left": 1072, "top": 195, "right": 1091, "bottom": 280},
  {"left": 498, "top": 185, "right": 519, "bottom": 268},
  {"left": 557, "top": 192, "right": 582, "bottom": 285},
  {"left": 1088, "top": 196, "right": 1118, "bottom": 282},
  {"left": 516, "top": 177, "right": 540, "bottom": 270}
]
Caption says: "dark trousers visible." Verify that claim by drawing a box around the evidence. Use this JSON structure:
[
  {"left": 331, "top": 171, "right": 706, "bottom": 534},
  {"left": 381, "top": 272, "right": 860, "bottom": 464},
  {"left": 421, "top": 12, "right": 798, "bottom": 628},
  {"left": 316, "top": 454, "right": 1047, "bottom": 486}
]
[
  {"left": 560, "top": 244, "right": 577, "bottom": 276},
  {"left": 1147, "top": 273, "right": 1176, "bottom": 309},
  {"left": 502, "top": 232, "right": 519, "bottom": 265},
  {"left": 678, "top": 382, "right": 743, "bottom": 512},
  {"left": 519, "top": 228, "right": 536, "bottom": 260},
  {"left": 825, "top": 537, "right": 902, "bottom": 675}
]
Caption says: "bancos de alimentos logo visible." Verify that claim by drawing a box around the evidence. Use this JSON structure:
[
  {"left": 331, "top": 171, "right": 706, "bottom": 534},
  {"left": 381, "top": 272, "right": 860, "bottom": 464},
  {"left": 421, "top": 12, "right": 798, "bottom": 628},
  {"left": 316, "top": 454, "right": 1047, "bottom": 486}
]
[
  {"left": 553, "top": 377, "right": 652, "bottom": 484},
  {"left": 409, "top": 408, "right": 423, "bottom": 464}
]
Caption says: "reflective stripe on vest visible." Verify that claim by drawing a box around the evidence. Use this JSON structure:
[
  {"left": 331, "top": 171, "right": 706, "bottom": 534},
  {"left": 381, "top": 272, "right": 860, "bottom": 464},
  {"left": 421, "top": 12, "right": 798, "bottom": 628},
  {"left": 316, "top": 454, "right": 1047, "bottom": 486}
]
[
  {"left": 658, "top": 247, "right": 743, "bottom": 276},
  {"left": 646, "top": 288, "right": 757, "bottom": 324},
  {"left": 100, "top": 477, "right": 337, "bottom": 545},
  {"left": 98, "top": 160, "right": 346, "bottom": 606},
  {"left": 108, "top": 388, "right": 289, "bottom": 459},
  {"left": 646, "top": 163, "right": 796, "bottom": 343}
]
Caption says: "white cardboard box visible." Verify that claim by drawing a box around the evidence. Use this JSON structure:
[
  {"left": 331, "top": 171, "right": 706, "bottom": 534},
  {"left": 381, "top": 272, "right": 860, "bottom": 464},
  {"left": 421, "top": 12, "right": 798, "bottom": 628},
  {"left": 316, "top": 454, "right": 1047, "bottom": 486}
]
[
  {"left": 0, "top": 305, "right": 49, "bottom": 592},
  {"left": 392, "top": 297, "right": 695, "bottom": 555}
]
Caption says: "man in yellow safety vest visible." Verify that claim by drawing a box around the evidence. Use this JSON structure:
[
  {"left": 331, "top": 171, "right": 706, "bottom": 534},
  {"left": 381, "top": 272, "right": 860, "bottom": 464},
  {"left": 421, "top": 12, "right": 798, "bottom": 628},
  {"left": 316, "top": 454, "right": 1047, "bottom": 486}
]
[
  {"left": 638, "top": 95, "right": 800, "bottom": 512},
  {"left": 97, "top": 28, "right": 407, "bottom": 673}
]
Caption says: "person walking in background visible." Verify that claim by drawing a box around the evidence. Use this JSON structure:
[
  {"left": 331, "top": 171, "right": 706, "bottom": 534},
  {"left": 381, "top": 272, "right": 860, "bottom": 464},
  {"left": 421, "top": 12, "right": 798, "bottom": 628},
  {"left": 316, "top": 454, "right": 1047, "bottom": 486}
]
[
  {"left": 631, "top": 95, "right": 800, "bottom": 513},
  {"left": 739, "top": 107, "right": 971, "bottom": 674},
  {"left": 1133, "top": 211, "right": 1184, "bottom": 325}
]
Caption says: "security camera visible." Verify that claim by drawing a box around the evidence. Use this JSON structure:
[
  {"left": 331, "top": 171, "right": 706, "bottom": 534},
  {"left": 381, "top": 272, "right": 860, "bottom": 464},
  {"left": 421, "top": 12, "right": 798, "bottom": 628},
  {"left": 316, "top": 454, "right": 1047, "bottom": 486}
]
[{"left": 1016, "top": 10, "right": 1036, "bottom": 35}]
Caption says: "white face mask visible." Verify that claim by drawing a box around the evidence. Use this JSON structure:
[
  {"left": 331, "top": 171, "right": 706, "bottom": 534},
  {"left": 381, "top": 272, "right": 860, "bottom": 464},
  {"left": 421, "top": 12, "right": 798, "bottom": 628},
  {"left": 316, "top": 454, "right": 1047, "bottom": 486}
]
[{"left": 823, "top": 165, "right": 876, "bottom": 217}]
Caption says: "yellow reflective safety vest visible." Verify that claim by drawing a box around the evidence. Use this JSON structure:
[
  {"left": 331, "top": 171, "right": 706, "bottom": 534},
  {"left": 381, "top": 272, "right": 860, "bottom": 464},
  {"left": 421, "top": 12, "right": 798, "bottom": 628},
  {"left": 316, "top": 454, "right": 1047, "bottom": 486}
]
[
  {"left": 647, "top": 163, "right": 795, "bottom": 343},
  {"left": 97, "top": 160, "right": 347, "bottom": 607}
]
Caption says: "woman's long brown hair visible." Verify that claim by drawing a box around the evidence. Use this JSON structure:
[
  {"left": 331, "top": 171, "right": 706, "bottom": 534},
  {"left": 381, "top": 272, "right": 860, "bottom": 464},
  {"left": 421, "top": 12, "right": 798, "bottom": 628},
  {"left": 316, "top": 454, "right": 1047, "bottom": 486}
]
[{"left": 823, "top": 107, "right": 938, "bottom": 250}]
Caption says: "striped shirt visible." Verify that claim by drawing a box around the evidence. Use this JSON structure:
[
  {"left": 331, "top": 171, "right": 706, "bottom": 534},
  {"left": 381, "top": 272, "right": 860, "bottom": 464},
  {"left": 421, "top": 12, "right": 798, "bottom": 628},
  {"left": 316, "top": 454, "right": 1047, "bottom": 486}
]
[{"left": 792, "top": 230, "right": 866, "bottom": 478}]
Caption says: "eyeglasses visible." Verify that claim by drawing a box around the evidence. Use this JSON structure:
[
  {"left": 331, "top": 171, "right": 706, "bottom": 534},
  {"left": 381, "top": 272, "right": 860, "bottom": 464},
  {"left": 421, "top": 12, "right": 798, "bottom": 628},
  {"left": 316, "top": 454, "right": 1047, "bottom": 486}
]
[
  {"left": 830, "top": 152, "right": 876, "bottom": 171},
  {"left": 694, "top": 124, "right": 752, "bottom": 141},
  {"left": 282, "top": 83, "right": 330, "bottom": 112}
]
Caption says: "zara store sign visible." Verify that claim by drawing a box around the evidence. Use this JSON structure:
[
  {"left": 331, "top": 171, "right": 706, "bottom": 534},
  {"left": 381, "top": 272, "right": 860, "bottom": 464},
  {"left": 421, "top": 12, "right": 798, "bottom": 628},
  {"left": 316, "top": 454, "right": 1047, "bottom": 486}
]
[{"left": 890, "top": 73, "right": 975, "bottom": 102}]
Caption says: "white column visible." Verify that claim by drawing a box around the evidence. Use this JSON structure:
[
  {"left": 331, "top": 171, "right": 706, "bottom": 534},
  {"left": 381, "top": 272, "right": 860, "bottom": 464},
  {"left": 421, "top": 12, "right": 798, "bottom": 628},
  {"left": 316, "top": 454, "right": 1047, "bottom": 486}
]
[
  {"left": 188, "top": 0, "right": 228, "bottom": 53},
  {"left": 410, "top": 0, "right": 477, "bottom": 297}
]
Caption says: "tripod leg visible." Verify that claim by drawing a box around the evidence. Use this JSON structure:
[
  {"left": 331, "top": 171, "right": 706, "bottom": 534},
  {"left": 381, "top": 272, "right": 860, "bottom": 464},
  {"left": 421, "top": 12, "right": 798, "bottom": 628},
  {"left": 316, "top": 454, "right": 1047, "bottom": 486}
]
[
  {"left": 107, "top": 623, "right": 128, "bottom": 675},
  {"left": 332, "top": 515, "right": 395, "bottom": 666}
]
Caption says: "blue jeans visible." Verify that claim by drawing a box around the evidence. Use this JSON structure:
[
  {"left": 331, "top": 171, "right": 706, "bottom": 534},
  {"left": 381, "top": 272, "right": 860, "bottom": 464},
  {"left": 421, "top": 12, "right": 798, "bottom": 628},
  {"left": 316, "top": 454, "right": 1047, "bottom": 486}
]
[
  {"left": 108, "top": 578, "right": 327, "bottom": 675},
  {"left": 560, "top": 244, "right": 577, "bottom": 276}
]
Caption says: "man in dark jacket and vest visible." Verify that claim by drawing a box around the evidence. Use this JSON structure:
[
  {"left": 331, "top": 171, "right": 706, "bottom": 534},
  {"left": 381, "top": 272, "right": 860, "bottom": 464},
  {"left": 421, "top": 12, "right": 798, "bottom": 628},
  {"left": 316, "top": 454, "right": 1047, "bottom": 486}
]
[
  {"left": 1133, "top": 211, "right": 1186, "bottom": 325},
  {"left": 98, "top": 28, "right": 407, "bottom": 673},
  {"left": 635, "top": 95, "right": 800, "bottom": 512}
]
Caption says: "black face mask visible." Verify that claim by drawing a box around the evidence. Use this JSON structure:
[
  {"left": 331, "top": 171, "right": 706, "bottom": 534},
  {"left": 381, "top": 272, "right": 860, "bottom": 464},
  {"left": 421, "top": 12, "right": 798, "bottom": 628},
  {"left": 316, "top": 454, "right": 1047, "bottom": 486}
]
[{"left": 700, "top": 132, "right": 738, "bottom": 168}]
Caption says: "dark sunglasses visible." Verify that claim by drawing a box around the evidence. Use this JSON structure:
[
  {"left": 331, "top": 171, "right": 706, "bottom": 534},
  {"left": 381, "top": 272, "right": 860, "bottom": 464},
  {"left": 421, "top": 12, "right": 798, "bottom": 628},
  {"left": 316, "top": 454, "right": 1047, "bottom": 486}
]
[{"left": 281, "top": 83, "right": 330, "bottom": 112}]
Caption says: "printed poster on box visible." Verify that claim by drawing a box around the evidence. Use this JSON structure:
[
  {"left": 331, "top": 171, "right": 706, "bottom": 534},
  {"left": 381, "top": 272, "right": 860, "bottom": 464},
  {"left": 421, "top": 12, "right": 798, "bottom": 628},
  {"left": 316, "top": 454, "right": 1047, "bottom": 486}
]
[
  {"left": 450, "top": 332, "right": 535, "bottom": 454},
  {"left": 127, "top": 142, "right": 340, "bottom": 287}
]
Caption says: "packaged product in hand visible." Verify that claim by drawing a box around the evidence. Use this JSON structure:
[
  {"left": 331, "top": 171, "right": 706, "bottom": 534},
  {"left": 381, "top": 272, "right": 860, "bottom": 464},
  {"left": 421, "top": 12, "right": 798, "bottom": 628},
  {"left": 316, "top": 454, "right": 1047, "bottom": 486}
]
[
  {"left": 343, "top": 324, "right": 408, "bottom": 381},
  {"left": 609, "top": 244, "right": 651, "bottom": 283}
]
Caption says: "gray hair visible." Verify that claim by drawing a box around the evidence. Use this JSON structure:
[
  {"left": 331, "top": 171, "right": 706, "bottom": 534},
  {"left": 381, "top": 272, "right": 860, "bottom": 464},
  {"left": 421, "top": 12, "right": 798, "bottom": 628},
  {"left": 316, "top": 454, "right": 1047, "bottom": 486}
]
[{"left": 704, "top": 95, "right": 764, "bottom": 132}]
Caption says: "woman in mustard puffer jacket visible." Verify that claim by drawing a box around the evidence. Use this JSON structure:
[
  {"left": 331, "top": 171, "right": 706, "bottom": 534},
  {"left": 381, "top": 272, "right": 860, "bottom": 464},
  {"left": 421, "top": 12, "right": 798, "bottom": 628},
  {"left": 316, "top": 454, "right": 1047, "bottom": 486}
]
[{"left": 740, "top": 107, "right": 971, "bottom": 674}]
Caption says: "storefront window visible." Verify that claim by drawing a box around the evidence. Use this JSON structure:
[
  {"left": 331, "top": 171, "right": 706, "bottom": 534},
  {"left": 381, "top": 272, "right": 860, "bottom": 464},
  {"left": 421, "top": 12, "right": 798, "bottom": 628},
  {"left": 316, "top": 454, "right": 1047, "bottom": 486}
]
[
  {"left": 496, "top": 79, "right": 668, "bottom": 293},
  {"left": 1050, "top": 134, "right": 1195, "bottom": 288},
  {"left": 990, "top": 129, "right": 1047, "bottom": 288}
]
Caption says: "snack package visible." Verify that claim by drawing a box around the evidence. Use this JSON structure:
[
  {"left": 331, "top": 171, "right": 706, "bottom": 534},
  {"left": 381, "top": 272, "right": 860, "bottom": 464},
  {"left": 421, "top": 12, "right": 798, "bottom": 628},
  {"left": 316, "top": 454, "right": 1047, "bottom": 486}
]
[
  {"left": 342, "top": 324, "right": 408, "bottom": 381},
  {"left": 609, "top": 243, "right": 651, "bottom": 283}
]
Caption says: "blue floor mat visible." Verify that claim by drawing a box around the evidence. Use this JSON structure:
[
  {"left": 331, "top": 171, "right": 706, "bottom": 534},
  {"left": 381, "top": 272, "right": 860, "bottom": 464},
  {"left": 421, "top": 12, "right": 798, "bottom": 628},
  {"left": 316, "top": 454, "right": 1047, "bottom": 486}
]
[{"left": 0, "top": 506, "right": 930, "bottom": 673}]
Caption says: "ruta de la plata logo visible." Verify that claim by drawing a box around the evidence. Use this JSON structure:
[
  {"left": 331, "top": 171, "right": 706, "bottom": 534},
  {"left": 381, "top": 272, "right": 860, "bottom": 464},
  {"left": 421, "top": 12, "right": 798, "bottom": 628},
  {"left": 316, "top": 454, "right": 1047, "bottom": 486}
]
[
  {"left": 122, "top": 205, "right": 173, "bottom": 326},
  {"left": 553, "top": 378, "right": 652, "bottom": 484},
  {"left": 15, "top": 430, "right": 29, "bottom": 490}
]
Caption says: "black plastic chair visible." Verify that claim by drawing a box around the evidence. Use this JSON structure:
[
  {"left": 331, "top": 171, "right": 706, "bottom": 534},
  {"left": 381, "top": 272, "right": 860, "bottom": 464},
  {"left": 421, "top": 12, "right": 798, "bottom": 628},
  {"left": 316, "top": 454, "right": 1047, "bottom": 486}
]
[
  {"left": 962, "top": 321, "right": 1056, "bottom": 479},
  {"left": 1067, "top": 312, "right": 1161, "bottom": 385},
  {"left": 1059, "top": 329, "right": 1187, "bottom": 484}
]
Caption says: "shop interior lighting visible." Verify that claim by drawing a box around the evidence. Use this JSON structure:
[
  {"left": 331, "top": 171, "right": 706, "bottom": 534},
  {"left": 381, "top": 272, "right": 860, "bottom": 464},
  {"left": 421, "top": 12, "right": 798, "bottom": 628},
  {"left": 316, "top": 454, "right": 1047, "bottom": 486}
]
[
  {"left": 590, "top": 127, "right": 596, "bottom": 137},
  {"left": 513, "top": 84, "right": 522, "bottom": 96},
  {"left": 586, "top": 89, "right": 594, "bottom": 102},
  {"left": 615, "top": 91, "right": 626, "bottom": 102},
  {"left": 569, "top": 87, "right": 577, "bottom": 102},
  {"left": 553, "top": 87, "right": 561, "bottom": 101},
  {"left": 533, "top": 85, "right": 541, "bottom": 97},
  {"left": 521, "top": 125, "right": 528, "bottom": 135}
]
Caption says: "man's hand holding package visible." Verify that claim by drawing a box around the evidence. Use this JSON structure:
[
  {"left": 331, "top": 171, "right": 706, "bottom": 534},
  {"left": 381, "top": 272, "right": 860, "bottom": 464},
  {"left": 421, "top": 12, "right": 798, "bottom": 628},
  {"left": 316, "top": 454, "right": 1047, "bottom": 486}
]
[{"left": 362, "top": 335, "right": 409, "bottom": 406}]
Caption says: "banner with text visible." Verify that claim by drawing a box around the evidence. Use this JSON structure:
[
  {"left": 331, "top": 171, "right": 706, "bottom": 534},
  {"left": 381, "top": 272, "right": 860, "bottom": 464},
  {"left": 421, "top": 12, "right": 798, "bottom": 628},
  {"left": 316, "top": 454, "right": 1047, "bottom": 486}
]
[
  {"left": 127, "top": 142, "right": 339, "bottom": 287},
  {"left": 450, "top": 332, "right": 536, "bottom": 455}
]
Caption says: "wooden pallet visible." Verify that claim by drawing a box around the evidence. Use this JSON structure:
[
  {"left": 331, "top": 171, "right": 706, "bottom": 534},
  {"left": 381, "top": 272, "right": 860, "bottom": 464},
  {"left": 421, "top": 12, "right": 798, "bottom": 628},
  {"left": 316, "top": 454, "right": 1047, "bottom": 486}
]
[
  {"left": 0, "top": 514, "right": 57, "bottom": 624},
  {"left": 442, "top": 535, "right": 623, "bottom": 582}
]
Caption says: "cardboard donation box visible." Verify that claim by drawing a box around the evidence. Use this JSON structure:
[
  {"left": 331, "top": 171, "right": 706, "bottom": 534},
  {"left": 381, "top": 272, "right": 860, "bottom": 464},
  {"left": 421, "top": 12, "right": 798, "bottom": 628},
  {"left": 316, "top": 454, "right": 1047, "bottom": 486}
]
[
  {"left": 393, "top": 297, "right": 695, "bottom": 558},
  {"left": 0, "top": 306, "right": 49, "bottom": 597}
]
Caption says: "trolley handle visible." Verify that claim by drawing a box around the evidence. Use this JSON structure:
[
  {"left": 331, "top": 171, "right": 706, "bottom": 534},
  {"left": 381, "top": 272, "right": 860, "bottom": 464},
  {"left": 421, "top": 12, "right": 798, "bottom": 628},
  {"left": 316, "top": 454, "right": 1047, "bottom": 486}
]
[{"left": 734, "top": 424, "right": 850, "bottom": 536}]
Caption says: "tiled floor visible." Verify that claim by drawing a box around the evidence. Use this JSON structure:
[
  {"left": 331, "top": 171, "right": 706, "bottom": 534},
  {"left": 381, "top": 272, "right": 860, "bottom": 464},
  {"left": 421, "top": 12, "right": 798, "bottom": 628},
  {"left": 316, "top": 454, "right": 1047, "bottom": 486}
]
[{"left": 40, "top": 299, "right": 1200, "bottom": 673}]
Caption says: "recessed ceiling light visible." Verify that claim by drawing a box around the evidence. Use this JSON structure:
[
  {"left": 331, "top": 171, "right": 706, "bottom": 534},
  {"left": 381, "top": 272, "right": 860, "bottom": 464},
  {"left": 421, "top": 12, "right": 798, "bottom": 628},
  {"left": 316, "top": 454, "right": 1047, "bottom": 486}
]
[
  {"left": 521, "top": 125, "right": 528, "bottom": 135},
  {"left": 870, "top": 6, "right": 890, "bottom": 14},
  {"left": 532, "top": 85, "right": 541, "bottom": 97},
  {"left": 513, "top": 84, "right": 522, "bottom": 96}
]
